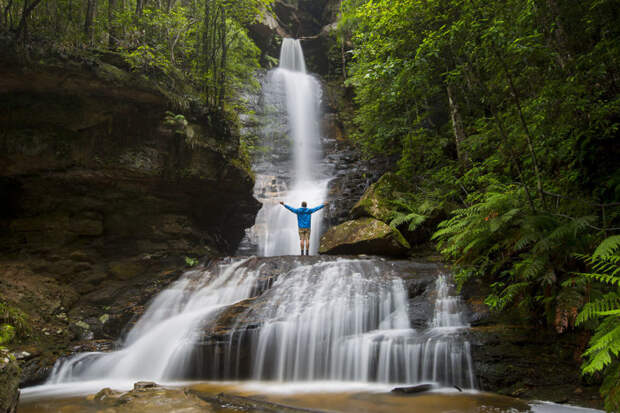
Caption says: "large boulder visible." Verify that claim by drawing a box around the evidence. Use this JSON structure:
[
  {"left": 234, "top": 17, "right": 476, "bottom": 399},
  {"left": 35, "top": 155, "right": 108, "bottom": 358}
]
[
  {"left": 319, "top": 217, "right": 410, "bottom": 256},
  {"left": 350, "top": 172, "right": 411, "bottom": 223}
]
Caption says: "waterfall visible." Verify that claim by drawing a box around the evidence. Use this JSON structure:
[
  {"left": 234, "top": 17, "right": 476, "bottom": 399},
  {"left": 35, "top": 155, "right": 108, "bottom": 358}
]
[
  {"left": 45, "top": 258, "right": 474, "bottom": 389},
  {"left": 47, "top": 258, "right": 260, "bottom": 383},
  {"left": 244, "top": 38, "right": 329, "bottom": 256},
  {"left": 39, "top": 39, "right": 475, "bottom": 394}
]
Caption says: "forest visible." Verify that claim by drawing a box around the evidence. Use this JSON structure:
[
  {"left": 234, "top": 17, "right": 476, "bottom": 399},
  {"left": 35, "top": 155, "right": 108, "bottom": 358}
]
[
  {"left": 341, "top": 0, "right": 620, "bottom": 410},
  {"left": 0, "top": 0, "right": 619, "bottom": 411}
]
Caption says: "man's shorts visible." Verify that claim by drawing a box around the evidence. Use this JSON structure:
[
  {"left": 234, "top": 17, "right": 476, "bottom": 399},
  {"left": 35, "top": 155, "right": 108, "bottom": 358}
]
[{"left": 298, "top": 228, "right": 310, "bottom": 241}]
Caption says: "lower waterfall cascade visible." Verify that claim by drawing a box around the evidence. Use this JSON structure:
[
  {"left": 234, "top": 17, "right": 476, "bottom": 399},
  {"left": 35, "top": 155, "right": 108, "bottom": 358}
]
[{"left": 46, "top": 257, "right": 475, "bottom": 389}]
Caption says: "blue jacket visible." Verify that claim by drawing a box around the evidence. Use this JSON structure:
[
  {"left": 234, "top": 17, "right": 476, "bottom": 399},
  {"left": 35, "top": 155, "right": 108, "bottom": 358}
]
[{"left": 284, "top": 204, "right": 325, "bottom": 228}]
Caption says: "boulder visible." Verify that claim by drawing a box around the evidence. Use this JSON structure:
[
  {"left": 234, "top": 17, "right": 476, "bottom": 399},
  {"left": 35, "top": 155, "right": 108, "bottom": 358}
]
[
  {"left": 350, "top": 172, "right": 412, "bottom": 223},
  {"left": 0, "top": 353, "right": 20, "bottom": 413},
  {"left": 319, "top": 217, "right": 410, "bottom": 256}
]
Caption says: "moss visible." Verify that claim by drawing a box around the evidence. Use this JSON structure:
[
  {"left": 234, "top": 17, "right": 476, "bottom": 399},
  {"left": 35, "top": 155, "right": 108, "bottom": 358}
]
[
  {"left": 0, "top": 302, "right": 31, "bottom": 342},
  {"left": 320, "top": 217, "right": 410, "bottom": 256},
  {"left": 350, "top": 173, "right": 412, "bottom": 222},
  {"left": 0, "top": 351, "right": 20, "bottom": 413}
]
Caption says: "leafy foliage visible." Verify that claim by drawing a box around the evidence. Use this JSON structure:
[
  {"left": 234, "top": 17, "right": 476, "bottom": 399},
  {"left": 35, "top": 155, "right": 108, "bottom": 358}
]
[
  {"left": 574, "top": 236, "right": 620, "bottom": 411},
  {"left": 185, "top": 256, "right": 199, "bottom": 267},
  {"left": 342, "top": 0, "right": 620, "bottom": 322},
  {"left": 0, "top": 0, "right": 271, "bottom": 112}
]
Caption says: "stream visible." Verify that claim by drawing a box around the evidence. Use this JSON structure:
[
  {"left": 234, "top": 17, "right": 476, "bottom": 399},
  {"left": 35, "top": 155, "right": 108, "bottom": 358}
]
[{"left": 19, "top": 39, "right": 602, "bottom": 413}]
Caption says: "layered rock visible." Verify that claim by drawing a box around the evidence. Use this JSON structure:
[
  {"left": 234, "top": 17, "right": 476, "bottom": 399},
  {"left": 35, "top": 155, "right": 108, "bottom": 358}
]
[{"left": 0, "top": 56, "right": 260, "bottom": 385}]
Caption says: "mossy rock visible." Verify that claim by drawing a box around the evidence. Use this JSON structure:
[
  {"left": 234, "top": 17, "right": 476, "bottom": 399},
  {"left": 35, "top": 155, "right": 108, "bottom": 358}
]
[
  {"left": 0, "top": 352, "right": 20, "bottom": 413},
  {"left": 108, "top": 261, "right": 146, "bottom": 280},
  {"left": 319, "top": 217, "right": 410, "bottom": 257},
  {"left": 350, "top": 173, "right": 411, "bottom": 223}
]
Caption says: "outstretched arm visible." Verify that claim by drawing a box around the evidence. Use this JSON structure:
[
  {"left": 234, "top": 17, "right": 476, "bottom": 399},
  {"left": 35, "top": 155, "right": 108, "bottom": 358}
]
[
  {"left": 309, "top": 203, "right": 327, "bottom": 213},
  {"left": 280, "top": 202, "right": 298, "bottom": 214}
]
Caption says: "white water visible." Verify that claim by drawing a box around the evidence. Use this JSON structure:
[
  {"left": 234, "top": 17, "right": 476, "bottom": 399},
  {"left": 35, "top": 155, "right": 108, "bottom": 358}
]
[
  {"left": 248, "top": 38, "right": 328, "bottom": 256},
  {"left": 47, "top": 258, "right": 259, "bottom": 383},
  {"left": 242, "top": 269, "right": 475, "bottom": 386},
  {"left": 41, "top": 258, "right": 474, "bottom": 390}
]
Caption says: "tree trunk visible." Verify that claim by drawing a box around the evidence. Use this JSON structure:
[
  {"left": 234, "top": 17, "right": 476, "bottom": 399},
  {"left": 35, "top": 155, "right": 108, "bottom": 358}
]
[
  {"left": 135, "top": 0, "right": 147, "bottom": 16},
  {"left": 446, "top": 84, "right": 468, "bottom": 164},
  {"left": 14, "top": 0, "right": 44, "bottom": 41},
  {"left": 217, "top": 6, "right": 227, "bottom": 108},
  {"left": 4, "top": 0, "right": 14, "bottom": 29},
  {"left": 84, "top": 0, "right": 96, "bottom": 44},
  {"left": 108, "top": 0, "right": 118, "bottom": 48}
]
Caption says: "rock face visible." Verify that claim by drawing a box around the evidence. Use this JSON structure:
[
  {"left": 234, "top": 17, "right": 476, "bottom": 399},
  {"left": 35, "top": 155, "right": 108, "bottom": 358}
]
[
  {"left": 0, "top": 353, "right": 19, "bottom": 413},
  {"left": 460, "top": 280, "right": 603, "bottom": 408},
  {"left": 245, "top": 0, "right": 344, "bottom": 75},
  {"left": 0, "top": 56, "right": 260, "bottom": 385},
  {"left": 319, "top": 217, "right": 410, "bottom": 256}
]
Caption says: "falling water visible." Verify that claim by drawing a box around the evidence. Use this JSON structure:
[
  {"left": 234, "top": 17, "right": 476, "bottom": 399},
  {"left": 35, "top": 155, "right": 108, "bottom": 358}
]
[
  {"left": 45, "top": 258, "right": 474, "bottom": 389},
  {"left": 245, "top": 38, "right": 329, "bottom": 256},
  {"left": 47, "top": 258, "right": 262, "bottom": 383}
]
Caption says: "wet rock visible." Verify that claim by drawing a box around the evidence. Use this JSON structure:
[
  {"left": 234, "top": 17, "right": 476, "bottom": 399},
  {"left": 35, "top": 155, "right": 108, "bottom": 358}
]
[
  {"left": 464, "top": 325, "right": 603, "bottom": 407},
  {"left": 133, "top": 381, "right": 158, "bottom": 390},
  {"left": 319, "top": 217, "right": 410, "bottom": 257},
  {"left": 93, "top": 387, "right": 118, "bottom": 403},
  {"left": 95, "top": 385, "right": 214, "bottom": 413},
  {"left": 0, "top": 56, "right": 259, "bottom": 387},
  {"left": 391, "top": 383, "right": 435, "bottom": 394},
  {"left": 0, "top": 352, "right": 20, "bottom": 413}
]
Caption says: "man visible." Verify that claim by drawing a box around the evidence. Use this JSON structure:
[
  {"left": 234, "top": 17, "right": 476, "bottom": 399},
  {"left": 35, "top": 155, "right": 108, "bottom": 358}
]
[{"left": 279, "top": 201, "right": 327, "bottom": 256}]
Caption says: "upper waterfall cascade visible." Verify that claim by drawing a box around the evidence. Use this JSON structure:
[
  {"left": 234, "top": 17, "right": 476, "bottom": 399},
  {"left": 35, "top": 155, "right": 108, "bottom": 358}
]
[{"left": 242, "top": 38, "right": 329, "bottom": 257}]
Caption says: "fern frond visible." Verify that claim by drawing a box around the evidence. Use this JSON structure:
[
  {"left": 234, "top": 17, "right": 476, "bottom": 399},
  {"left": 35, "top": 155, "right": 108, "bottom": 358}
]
[
  {"left": 594, "top": 235, "right": 620, "bottom": 258},
  {"left": 576, "top": 292, "right": 620, "bottom": 325},
  {"left": 573, "top": 272, "right": 620, "bottom": 287}
]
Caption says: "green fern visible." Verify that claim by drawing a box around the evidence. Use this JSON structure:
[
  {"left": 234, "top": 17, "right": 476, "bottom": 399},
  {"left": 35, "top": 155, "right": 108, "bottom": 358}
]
[
  {"left": 388, "top": 198, "right": 429, "bottom": 231},
  {"left": 574, "top": 235, "right": 620, "bottom": 411},
  {"left": 594, "top": 235, "right": 620, "bottom": 257},
  {"left": 576, "top": 292, "right": 620, "bottom": 325}
]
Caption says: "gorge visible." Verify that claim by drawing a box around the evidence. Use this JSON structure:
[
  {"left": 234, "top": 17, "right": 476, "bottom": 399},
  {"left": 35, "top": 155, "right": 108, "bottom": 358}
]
[
  {"left": 12, "top": 37, "right": 602, "bottom": 413},
  {"left": 1, "top": 0, "right": 616, "bottom": 412}
]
